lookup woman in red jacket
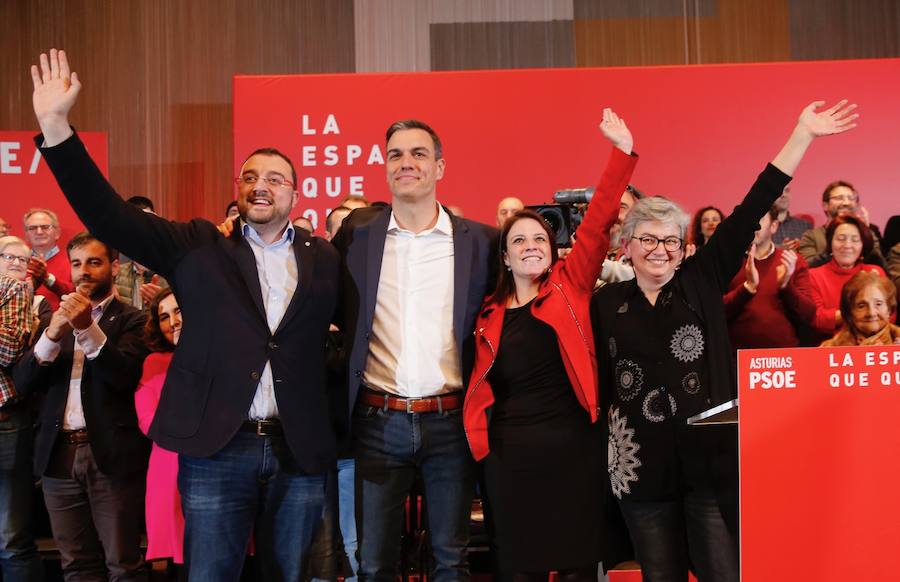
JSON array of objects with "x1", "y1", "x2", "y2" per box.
[{"x1": 463, "y1": 108, "x2": 638, "y2": 582}]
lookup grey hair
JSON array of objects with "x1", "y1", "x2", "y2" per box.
[
  {"x1": 620, "y1": 195, "x2": 691, "y2": 245},
  {"x1": 23, "y1": 208, "x2": 59, "y2": 228},
  {"x1": 0, "y1": 236, "x2": 29, "y2": 254}
]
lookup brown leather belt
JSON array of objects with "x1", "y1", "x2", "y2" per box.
[
  {"x1": 59, "y1": 429, "x2": 90, "y2": 444},
  {"x1": 241, "y1": 419, "x2": 283, "y2": 437},
  {"x1": 361, "y1": 389, "x2": 463, "y2": 413}
]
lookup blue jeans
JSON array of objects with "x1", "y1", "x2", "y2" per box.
[
  {"x1": 354, "y1": 403, "x2": 475, "y2": 582},
  {"x1": 0, "y1": 402, "x2": 43, "y2": 581},
  {"x1": 178, "y1": 431, "x2": 326, "y2": 582},
  {"x1": 311, "y1": 457, "x2": 358, "y2": 582},
  {"x1": 618, "y1": 493, "x2": 738, "y2": 582}
]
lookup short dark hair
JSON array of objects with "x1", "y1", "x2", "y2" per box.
[
  {"x1": 126, "y1": 196, "x2": 155, "y2": 212},
  {"x1": 325, "y1": 206, "x2": 352, "y2": 234},
  {"x1": 385, "y1": 120, "x2": 443, "y2": 160},
  {"x1": 625, "y1": 184, "x2": 644, "y2": 200},
  {"x1": 487, "y1": 209, "x2": 559, "y2": 306},
  {"x1": 242, "y1": 147, "x2": 297, "y2": 187},
  {"x1": 839, "y1": 270, "x2": 896, "y2": 330},
  {"x1": 66, "y1": 232, "x2": 118, "y2": 262},
  {"x1": 822, "y1": 180, "x2": 857, "y2": 203},
  {"x1": 825, "y1": 214, "x2": 873, "y2": 261},
  {"x1": 144, "y1": 288, "x2": 177, "y2": 353}
]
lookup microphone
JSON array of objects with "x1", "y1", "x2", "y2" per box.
[{"x1": 553, "y1": 187, "x2": 595, "y2": 204}]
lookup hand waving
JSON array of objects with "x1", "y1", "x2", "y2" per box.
[
  {"x1": 599, "y1": 108, "x2": 633, "y2": 155},
  {"x1": 31, "y1": 49, "x2": 80, "y2": 146},
  {"x1": 797, "y1": 100, "x2": 858, "y2": 138}
]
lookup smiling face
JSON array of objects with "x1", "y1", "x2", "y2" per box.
[
  {"x1": 385, "y1": 128, "x2": 445, "y2": 204},
  {"x1": 157, "y1": 293, "x2": 182, "y2": 346},
  {"x1": 504, "y1": 217, "x2": 552, "y2": 283},
  {"x1": 24, "y1": 211, "x2": 60, "y2": 254},
  {"x1": 850, "y1": 283, "x2": 892, "y2": 337},
  {"x1": 236, "y1": 153, "x2": 298, "y2": 230},
  {"x1": 624, "y1": 220, "x2": 684, "y2": 288},
  {"x1": 0, "y1": 242, "x2": 30, "y2": 280},
  {"x1": 823, "y1": 185, "x2": 858, "y2": 219},
  {"x1": 831, "y1": 222, "x2": 863, "y2": 268}
]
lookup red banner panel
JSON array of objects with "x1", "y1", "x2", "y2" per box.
[
  {"x1": 0, "y1": 131, "x2": 107, "y2": 244},
  {"x1": 234, "y1": 60, "x2": 900, "y2": 233},
  {"x1": 740, "y1": 345, "x2": 900, "y2": 581}
]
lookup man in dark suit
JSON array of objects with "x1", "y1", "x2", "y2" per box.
[
  {"x1": 31, "y1": 49, "x2": 342, "y2": 581},
  {"x1": 16, "y1": 232, "x2": 150, "y2": 581},
  {"x1": 332, "y1": 120, "x2": 496, "y2": 581}
]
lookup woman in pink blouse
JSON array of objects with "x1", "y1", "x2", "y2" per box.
[{"x1": 134, "y1": 289, "x2": 183, "y2": 573}]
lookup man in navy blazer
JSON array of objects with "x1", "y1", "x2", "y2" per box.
[
  {"x1": 332, "y1": 120, "x2": 496, "y2": 581},
  {"x1": 31, "y1": 49, "x2": 341, "y2": 581}
]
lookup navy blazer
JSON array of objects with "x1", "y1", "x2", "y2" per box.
[
  {"x1": 16, "y1": 299, "x2": 150, "y2": 477},
  {"x1": 331, "y1": 205, "x2": 497, "y2": 413},
  {"x1": 35, "y1": 132, "x2": 342, "y2": 474}
]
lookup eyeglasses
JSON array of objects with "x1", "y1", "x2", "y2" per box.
[
  {"x1": 25, "y1": 224, "x2": 54, "y2": 233},
  {"x1": 828, "y1": 194, "x2": 857, "y2": 202},
  {"x1": 0, "y1": 253, "x2": 29, "y2": 265},
  {"x1": 234, "y1": 175, "x2": 295, "y2": 189},
  {"x1": 631, "y1": 235, "x2": 683, "y2": 252}
]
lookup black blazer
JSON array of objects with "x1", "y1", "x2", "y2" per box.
[
  {"x1": 35, "y1": 132, "x2": 341, "y2": 474},
  {"x1": 16, "y1": 299, "x2": 150, "y2": 477},
  {"x1": 331, "y1": 205, "x2": 497, "y2": 413}
]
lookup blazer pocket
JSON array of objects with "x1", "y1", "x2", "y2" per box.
[{"x1": 156, "y1": 365, "x2": 213, "y2": 439}]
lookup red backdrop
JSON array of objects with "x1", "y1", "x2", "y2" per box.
[
  {"x1": 740, "y1": 345, "x2": 900, "y2": 581},
  {"x1": 0, "y1": 131, "x2": 107, "y2": 244},
  {"x1": 234, "y1": 59, "x2": 900, "y2": 234}
]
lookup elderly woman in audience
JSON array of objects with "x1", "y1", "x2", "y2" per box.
[
  {"x1": 0, "y1": 236, "x2": 51, "y2": 332},
  {"x1": 465, "y1": 108, "x2": 637, "y2": 582},
  {"x1": 821, "y1": 271, "x2": 899, "y2": 346},
  {"x1": 0, "y1": 235, "x2": 44, "y2": 579},
  {"x1": 591, "y1": 100, "x2": 857, "y2": 582},
  {"x1": 134, "y1": 288, "x2": 185, "y2": 579},
  {"x1": 808, "y1": 214, "x2": 887, "y2": 341},
  {"x1": 689, "y1": 206, "x2": 724, "y2": 249}
]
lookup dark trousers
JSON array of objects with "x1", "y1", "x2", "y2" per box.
[
  {"x1": 618, "y1": 493, "x2": 738, "y2": 582},
  {"x1": 0, "y1": 401, "x2": 43, "y2": 581},
  {"x1": 42, "y1": 438, "x2": 147, "y2": 582}
]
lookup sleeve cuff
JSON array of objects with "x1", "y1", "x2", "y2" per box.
[
  {"x1": 34, "y1": 330, "x2": 62, "y2": 364},
  {"x1": 75, "y1": 321, "x2": 108, "y2": 360}
]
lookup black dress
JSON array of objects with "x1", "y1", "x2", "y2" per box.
[{"x1": 482, "y1": 301, "x2": 603, "y2": 573}]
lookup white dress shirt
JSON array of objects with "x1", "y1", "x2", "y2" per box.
[
  {"x1": 34, "y1": 294, "x2": 114, "y2": 430},
  {"x1": 242, "y1": 222, "x2": 298, "y2": 419},
  {"x1": 364, "y1": 204, "x2": 461, "y2": 397}
]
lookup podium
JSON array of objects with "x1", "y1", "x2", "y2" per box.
[{"x1": 735, "y1": 345, "x2": 900, "y2": 581}]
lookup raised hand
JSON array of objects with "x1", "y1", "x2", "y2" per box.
[
  {"x1": 776, "y1": 249, "x2": 798, "y2": 289},
  {"x1": 744, "y1": 244, "x2": 760, "y2": 294},
  {"x1": 60, "y1": 288, "x2": 93, "y2": 331},
  {"x1": 31, "y1": 48, "x2": 80, "y2": 146},
  {"x1": 599, "y1": 108, "x2": 633, "y2": 155},
  {"x1": 26, "y1": 256, "x2": 48, "y2": 286},
  {"x1": 797, "y1": 100, "x2": 858, "y2": 138}
]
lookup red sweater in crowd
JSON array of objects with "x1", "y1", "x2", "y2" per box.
[
  {"x1": 723, "y1": 247, "x2": 817, "y2": 349},
  {"x1": 808, "y1": 259, "x2": 887, "y2": 337},
  {"x1": 33, "y1": 248, "x2": 74, "y2": 311}
]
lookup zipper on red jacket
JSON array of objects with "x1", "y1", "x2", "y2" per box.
[
  {"x1": 464, "y1": 329, "x2": 496, "y2": 451},
  {"x1": 549, "y1": 280, "x2": 588, "y2": 347}
]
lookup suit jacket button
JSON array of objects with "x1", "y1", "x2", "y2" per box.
[
  {"x1": 250, "y1": 371, "x2": 260, "y2": 380},
  {"x1": 355, "y1": 370, "x2": 362, "y2": 378},
  {"x1": 268, "y1": 341, "x2": 278, "y2": 350}
]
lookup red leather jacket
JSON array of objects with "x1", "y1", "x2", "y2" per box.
[{"x1": 463, "y1": 148, "x2": 638, "y2": 460}]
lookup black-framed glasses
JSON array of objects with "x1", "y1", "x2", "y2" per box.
[
  {"x1": 0, "y1": 253, "x2": 28, "y2": 265},
  {"x1": 631, "y1": 235, "x2": 683, "y2": 252},
  {"x1": 234, "y1": 175, "x2": 295, "y2": 189}
]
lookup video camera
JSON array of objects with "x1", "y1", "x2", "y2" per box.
[{"x1": 526, "y1": 187, "x2": 595, "y2": 248}]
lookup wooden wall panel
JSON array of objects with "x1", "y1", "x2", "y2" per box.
[
  {"x1": 431, "y1": 21, "x2": 575, "y2": 71},
  {"x1": 790, "y1": 0, "x2": 900, "y2": 60},
  {"x1": 575, "y1": 17, "x2": 690, "y2": 67},
  {"x1": 691, "y1": 0, "x2": 790, "y2": 63},
  {"x1": 0, "y1": 0, "x2": 354, "y2": 224}
]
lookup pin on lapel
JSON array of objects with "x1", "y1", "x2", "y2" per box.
[{"x1": 305, "y1": 241, "x2": 311, "y2": 247}]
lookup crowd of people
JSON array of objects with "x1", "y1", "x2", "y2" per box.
[{"x1": 0, "y1": 48, "x2": 896, "y2": 582}]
